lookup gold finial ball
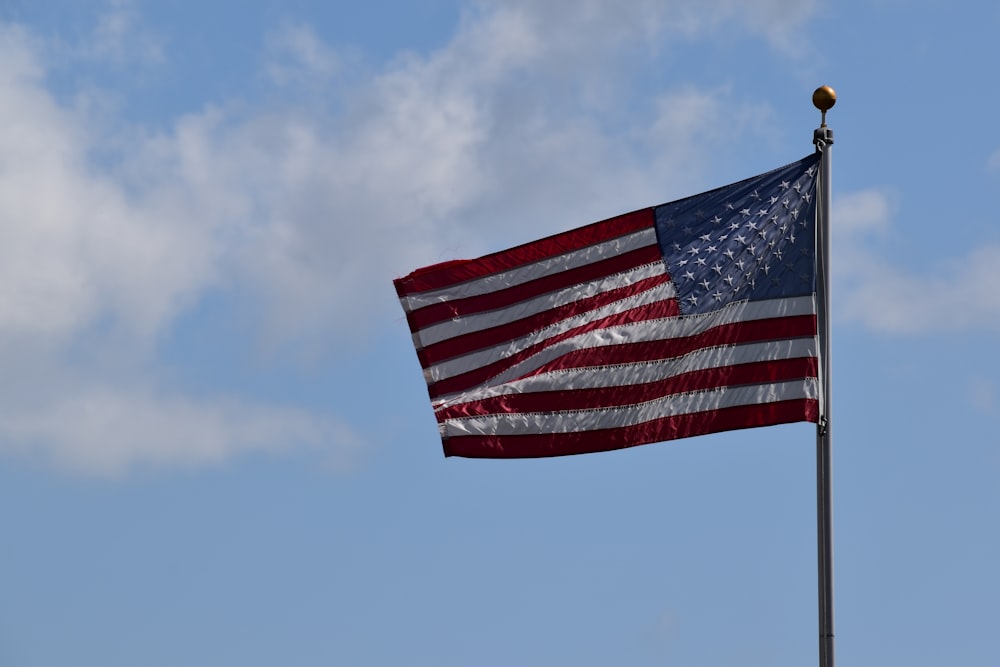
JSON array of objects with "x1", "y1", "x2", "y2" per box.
[{"x1": 812, "y1": 85, "x2": 837, "y2": 112}]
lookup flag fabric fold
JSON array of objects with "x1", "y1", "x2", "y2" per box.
[{"x1": 394, "y1": 154, "x2": 821, "y2": 458}]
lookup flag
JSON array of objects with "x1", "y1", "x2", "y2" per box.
[{"x1": 394, "y1": 154, "x2": 821, "y2": 458}]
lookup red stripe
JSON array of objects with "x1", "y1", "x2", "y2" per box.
[
  {"x1": 442, "y1": 399, "x2": 819, "y2": 458},
  {"x1": 418, "y1": 272, "x2": 674, "y2": 366},
  {"x1": 394, "y1": 208, "x2": 655, "y2": 294},
  {"x1": 406, "y1": 244, "x2": 664, "y2": 329},
  {"x1": 436, "y1": 357, "x2": 817, "y2": 420},
  {"x1": 522, "y1": 315, "x2": 816, "y2": 377},
  {"x1": 427, "y1": 298, "x2": 681, "y2": 398}
]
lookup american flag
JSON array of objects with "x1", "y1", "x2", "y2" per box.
[{"x1": 394, "y1": 154, "x2": 821, "y2": 458}]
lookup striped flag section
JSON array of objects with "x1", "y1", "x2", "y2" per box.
[{"x1": 395, "y1": 154, "x2": 822, "y2": 458}]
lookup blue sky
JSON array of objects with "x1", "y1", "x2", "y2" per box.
[{"x1": 1, "y1": 1, "x2": 998, "y2": 665}]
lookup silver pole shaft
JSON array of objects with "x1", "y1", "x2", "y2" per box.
[{"x1": 813, "y1": 123, "x2": 835, "y2": 667}]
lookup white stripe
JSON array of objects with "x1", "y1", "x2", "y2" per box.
[
  {"x1": 424, "y1": 281, "x2": 678, "y2": 383},
  {"x1": 434, "y1": 338, "x2": 817, "y2": 411},
  {"x1": 400, "y1": 228, "x2": 658, "y2": 311},
  {"x1": 415, "y1": 261, "x2": 668, "y2": 347},
  {"x1": 440, "y1": 379, "x2": 818, "y2": 437},
  {"x1": 428, "y1": 294, "x2": 816, "y2": 387}
]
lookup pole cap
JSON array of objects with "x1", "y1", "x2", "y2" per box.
[{"x1": 812, "y1": 86, "x2": 837, "y2": 112}]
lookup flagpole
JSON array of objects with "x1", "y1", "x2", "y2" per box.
[{"x1": 812, "y1": 85, "x2": 836, "y2": 667}]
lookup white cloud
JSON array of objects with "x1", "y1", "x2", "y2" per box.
[
  {"x1": 0, "y1": 1, "x2": 826, "y2": 475},
  {"x1": 0, "y1": 25, "x2": 202, "y2": 343},
  {"x1": 264, "y1": 22, "x2": 339, "y2": 86},
  {"x1": 969, "y1": 377, "x2": 998, "y2": 415},
  {"x1": 0, "y1": 24, "x2": 356, "y2": 473},
  {"x1": 86, "y1": 0, "x2": 164, "y2": 65},
  {"x1": 106, "y1": 1, "x2": 811, "y2": 349},
  {"x1": 0, "y1": 385, "x2": 359, "y2": 476},
  {"x1": 832, "y1": 188, "x2": 893, "y2": 237},
  {"x1": 476, "y1": 0, "x2": 822, "y2": 55},
  {"x1": 833, "y1": 189, "x2": 1000, "y2": 333}
]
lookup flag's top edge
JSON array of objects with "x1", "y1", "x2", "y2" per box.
[
  {"x1": 394, "y1": 207, "x2": 654, "y2": 295},
  {"x1": 394, "y1": 153, "x2": 818, "y2": 297}
]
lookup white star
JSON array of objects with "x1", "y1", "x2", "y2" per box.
[
  {"x1": 780, "y1": 180, "x2": 791, "y2": 189},
  {"x1": 740, "y1": 208, "x2": 752, "y2": 217},
  {"x1": 717, "y1": 234, "x2": 729, "y2": 242},
  {"x1": 694, "y1": 257, "x2": 707, "y2": 266},
  {"x1": 683, "y1": 270, "x2": 695, "y2": 281},
  {"x1": 700, "y1": 233, "x2": 712, "y2": 242},
  {"x1": 782, "y1": 199, "x2": 790, "y2": 209},
  {"x1": 712, "y1": 263, "x2": 723, "y2": 275},
  {"x1": 807, "y1": 165, "x2": 816, "y2": 176},
  {"x1": 794, "y1": 183, "x2": 802, "y2": 193},
  {"x1": 736, "y1": 259, "x2": 746, "y2": 270},
  {"x1": 711, "y1": 215, "x2": 723, "y2": 225},
  {"x1": 735, "y1": 234, "x2": 747, "y2": 244},
  {"x1": 725, "y1": 202, "x2": 735, "y2": 210},
  {"x1": 757, "y1": 228, "x2": 767, "y2": 239},
  {"x1": 802, "y1": 193, "x2": 812, "y2": 203},
  {"x1": 758, "y1": 208, "x2": 769, "y2": 217},
  {"x1": 750, "y1": 189, "x2": 761, "y2": 200},
  {"x1": 713, "y1": 291, "x2": 724, "y2": 301},
  {"x1": 729, "y1": 222, "x2": 741, "y2": 231},
  {"x1": 723, "y1": 249, "x2": 736, "y2": 260},
  {"x1": 699, "y1": 279, "x2": 711, "y2": 290},
  {"x1": 706, "y1": 244, "x2": 717, "y2": 253},
  {"x1": 724, "y1": 275, "x2": 735, "y2": 286},
  {"x1": 672, "y1": 242, "x2": 682, "y2": 251},
  {"x1": 687, "y1": 246, "x2": 700, "y2": 256},
  {"x1": 687, "y1": 294, "x2": 699, "y2": 305},
  {"x1": 746, "y1": 221, "x2": 758, "y2": 231},
  {"x1": 770, "y1": 196, "x2": 779, "y2": 204}
]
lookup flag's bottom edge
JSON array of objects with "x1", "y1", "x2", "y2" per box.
[{"x1": 442, "y1": 398, "x2": 818, "y2": 459}]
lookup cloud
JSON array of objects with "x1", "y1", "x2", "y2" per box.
[
  {"x1": 833, "y1": 189, "x2": 1000, "y2": 333},
  {"x1": 0, "y1": 26, "x2": 213, "y2": 344},
  {"x1": 476, "y1": 0, "x2": 822, "y2": 55},
  {"x1": 85, "y1": 0, "x2": 165, "y2": 66},
  {"x1": 100, "y1": 1, "x2": 817, "y2": 349},
  {"x1": 968, "y1": 377, "x2": 998, "y2": 415},
  {"x1": 0, "y1": 23, "x2": 358, "y2": 473},
  {"x1": 122, "y1": 4, "x2": 773, "y2": 347},
  {"x1": 264, "y1": 22, "x2": 339, "y2": 87},
  {"x1": 0, "y1": 2, "x2": 825, "y2": 475},
  {"x1": 0, "y1": 384, "x2": 360, "y2": 476}
]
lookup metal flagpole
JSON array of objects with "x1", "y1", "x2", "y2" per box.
[{"x1": 812, "y1": 85, "x2": 836, "y2": 667}]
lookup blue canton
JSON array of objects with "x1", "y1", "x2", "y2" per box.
[{"x1": 653, "y1": 154, "x2": 820, "y2": 315}]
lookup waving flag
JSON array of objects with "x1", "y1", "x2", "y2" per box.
[{"x1": 394, "y1": 154, "x2": 821, "y2": 458}]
